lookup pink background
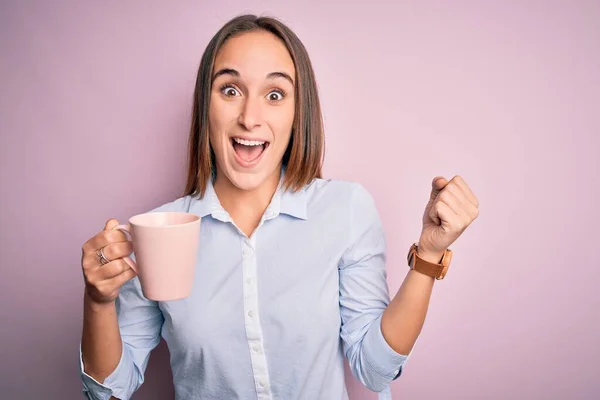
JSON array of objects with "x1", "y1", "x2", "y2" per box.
[{"x1": 1, "y1": 1, "x2": 598, "y2": 399}]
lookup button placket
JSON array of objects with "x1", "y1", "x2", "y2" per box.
[
  {"x1": 242, "y1": 242, "x2": 253, "y2": 258},
  {"x1": 240, "y1": 236, "x2": 273, "y2": 399}
]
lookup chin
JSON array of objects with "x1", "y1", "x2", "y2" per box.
[{"x1": 223, "y1": 166, "x2": 273, "y2": 192}]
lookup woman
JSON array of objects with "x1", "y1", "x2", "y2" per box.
[{"x1": 79, "y1": 14, "x2": 478, "y2": 400}]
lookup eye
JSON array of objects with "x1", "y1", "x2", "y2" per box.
[
  {"x1": 266, "y1": 89, "x2": 285, "y2": 102},
  {"x1": 220, "y1": 85, "x2": 240, "y2": 97}
]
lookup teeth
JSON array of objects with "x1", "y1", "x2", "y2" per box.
[{"x1": 233, "y1": 138, "x2": 265, "y2": 146}]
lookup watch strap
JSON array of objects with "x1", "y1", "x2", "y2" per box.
[{"x1": 407, "y1": 243, "x2": 453, "y2": 280}]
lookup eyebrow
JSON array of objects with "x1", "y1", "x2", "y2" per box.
[
  {"x1": 212, "y1": 68, "x2": 239, "y2": 82},
  {"x1": 266, "y1": 71, "x2": 294, "y2": 86},
  {"x1": 212, "y1": 68, "x2": 294, "y2": 85}
]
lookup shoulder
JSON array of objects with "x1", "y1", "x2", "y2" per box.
[
  {"x1": 304, "y1": 179, "x2": 384, "y2": 256},
  {"x1": 301, "y1": 178, "x2": 381, "y2": 227},
  {"x1": 304, "y1": 178, "x2": 377, "y2": 209},
  {"x1": 148, "y1": 195, "x2": 197, "y2": 214}
]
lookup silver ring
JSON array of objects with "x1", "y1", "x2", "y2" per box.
[{"x1": 97, "y1": 247, "x2": 111, "y2": 265}]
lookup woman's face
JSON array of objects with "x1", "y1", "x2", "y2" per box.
[{"x1": 209, "y1": 30, "x2": 296, "y2": 192}]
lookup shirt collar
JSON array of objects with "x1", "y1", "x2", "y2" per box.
[
  {"x1": 189, "y1": 171, "x2": 308, "y2": 221},
  {"x1": 279, "y1": 183, "x2": 308, "y2": 220},
  {"x1": 188, "y1": 178, "x2": 218, "y2": 219}
]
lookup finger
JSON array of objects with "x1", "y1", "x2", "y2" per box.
[
  {"x1": 428, "y1": 191, "x2": 458, "y2": 225},
  {"x1": 451, "y1": 176, "x2": 479, "y2": 208},
  {"x1": 437, "y1": 188, "x2": 462, "y2": 216},
  {"x1": 104, "y1": 218, "x2": 120, "y2": 231},
  {"x1": 82, "y1": 219, "x2": 122, "y2": 254},
  {"x1": 435, "y1": 192, "x2": 476, "y2": 233},
  {"x1": 428, "y1": 204, "x2": 441, "y2": 225},
  {"x1": 446, "y1": 180, "x2": 479, "y2": 221},
  {"x1": 101, "y1": 241, "x2": 134, "y2": 263},
  {"x1": 82, "y1": 229, "x2": 128, "y2": 255},
  {"x1": 82, "y1": 240, "x2": 134, "y2": 270},
  {"x1": 94, "y1": 259, "x2": 132, "y2": 281},
  {"x1": 429, "y1": 176, "x2": 449, "y2": 201},
  {"x1": 88, "y1": 267, "x2": 137, "y2": 298},
  {"x1": 430, "y1": 200, "x2": 456, "y2": 230},
  {"x1": 443, "y1": 181, "x2": 474, "y2": 214},
  {"x1": 104, "y1": 267, "x2": 137, "y2": 289}
]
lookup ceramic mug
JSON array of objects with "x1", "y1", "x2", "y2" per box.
[{"x1": 115, "y1": 211, "x2": 201, "y2": 301}]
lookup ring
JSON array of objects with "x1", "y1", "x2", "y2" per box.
[{"x1": 97, "y1": 247, "x2": 111, "y2": 265}]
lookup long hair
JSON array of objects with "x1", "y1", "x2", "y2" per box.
[{"x1": 184, "y1": 14, "x2": 325, "y2": 198}]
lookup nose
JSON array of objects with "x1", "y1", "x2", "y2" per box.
[{"x1": 238, "y1": 96, "x2": 262, "y2": 131}]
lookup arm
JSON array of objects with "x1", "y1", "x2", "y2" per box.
[
  {"x1": 380, "y1": 250, "x2": 443, "y2": 356},
  {"x1": 338, "y1": 184, "x2": 409, "y2": 393},
  {"x1": 80, "y1": 275, "x2": 164, "y2": 400},
  {"x1": 81, "y1": 294, "x2": 130, "y2": 400},
  {"x1": 81, "y1": 292, "x2": 123, "y2": 383},
  {"x1": 382, "y1": 175, "x2": 479, "y2": 355}
]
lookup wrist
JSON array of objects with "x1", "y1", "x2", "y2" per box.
[
  {"x1": 84, "y1": 291, "x2": 116, "y2": 313},
  {"x1": 408, "y1": 242, "x2": 454, "y2": 280}
]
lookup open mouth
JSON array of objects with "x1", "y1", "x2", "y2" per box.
[{"x1": 231, "y1": 137, "x2": 270, "y2": 166}]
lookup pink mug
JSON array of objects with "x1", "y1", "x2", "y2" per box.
[{"x1": 115, "y1": 211, "x2": 201, "y2": 301}]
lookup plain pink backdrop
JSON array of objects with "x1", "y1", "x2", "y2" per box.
[{"x1": 1, "y1": 1, "x2": 598, "y2": 399}]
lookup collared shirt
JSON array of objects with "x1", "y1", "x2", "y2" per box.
[{"x1": 79, "y1": 176, "x2": 410, "y2": 400}]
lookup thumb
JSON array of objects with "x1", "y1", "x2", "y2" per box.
[
  {"x1": 429, "y1": 176, "x2": 449, "y2": 201},
  {"x1": 104, "y1": 218, "x2": 120, "y2": 231}
]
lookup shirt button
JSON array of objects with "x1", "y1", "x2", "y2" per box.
[
  {"x1": 242, "y1": 244, "x2": 253, "y2": 258},
  {"x1": 246, "y1": 278, "x2": 252, "y2": 285},
  {"x1": 247, "y1": 310, "x2": 254, "y2": 318},
  {"x1": 259, "y1": 380, "x2": 266, "y2": 388},
  {"x1": 252, "y1": 345, "x2": 260, "y2": 352}
]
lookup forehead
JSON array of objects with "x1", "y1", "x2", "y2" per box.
[{"x1": 214, "y1": 30, "x2": 295, "y2": 79}]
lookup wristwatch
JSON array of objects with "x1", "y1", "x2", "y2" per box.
[{"x1": 407, "y1": 243, "x2": 453, "y2": 280}]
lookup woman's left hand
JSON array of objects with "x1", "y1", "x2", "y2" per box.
[{"x1": 417, "y1": 175, "x2": 479, "y2": 261}]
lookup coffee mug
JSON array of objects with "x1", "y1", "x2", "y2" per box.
[{"x1": 115, "y1": 211, "x2": 201, "y2": 301}]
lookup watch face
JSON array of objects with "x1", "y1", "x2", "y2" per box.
[
  {"x1": 407, "y1": 244, "x2": 418, "y2": 267},
  {"x1": 437, "y1": 265, "x2": 449, "y2": 280},
  {"x1": 442, "y1": 249, "x2": 453, "y2": 267}
]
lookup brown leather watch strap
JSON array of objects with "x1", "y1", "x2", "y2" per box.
[
  {"x1": 413, "y1": 257, "x2": 445, "y2": 277},
  {"x1": 407, "y1": 243, "x2": 453, "y2": 280}
]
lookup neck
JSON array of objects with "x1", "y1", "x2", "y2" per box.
[{"x1": 213, "y1": 167, "x2": 281, "y2": 236}]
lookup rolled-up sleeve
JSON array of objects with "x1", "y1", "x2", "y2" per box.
[
  {"x1": 338, "y1": 183, "x2": 412, "y2": 393},
  {"x1": 79, "y1": 274, "x2": 164, "y2": 400}
]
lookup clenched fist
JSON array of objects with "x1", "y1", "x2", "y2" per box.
[{"x1": 418, "y1": 175, "x2": 479, "y2": 260}]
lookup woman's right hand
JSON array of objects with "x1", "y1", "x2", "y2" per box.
[{"x1": 81, "y1": 218, "x2": 137, "y2": 304}]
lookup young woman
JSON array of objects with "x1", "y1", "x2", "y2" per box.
[{"x1": 79, "y1": 14, "x2": 478, "y2": 400}]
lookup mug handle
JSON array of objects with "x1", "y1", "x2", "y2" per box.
[{"x1": 114, "y1": 224, "x2": 138, "y2": 274}]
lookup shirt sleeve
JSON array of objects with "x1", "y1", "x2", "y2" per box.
[
  {"x1": 338, "y1": 183, "x2": 414, "y2": 393},
  {"x1": 79, "y1": 267, "x2": 164, "y2": 400}
]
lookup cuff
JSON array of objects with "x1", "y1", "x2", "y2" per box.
[
  {"x1": 362, "y1": 315, "x2": 410, "y2": 380},
  {"x1": 79, "y1": 343, "x2": 127, "y2": 400}
]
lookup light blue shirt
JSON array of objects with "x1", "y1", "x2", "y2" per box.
[{"x1": 79, "y1": 176, "x2": 410, "y2": 400}]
